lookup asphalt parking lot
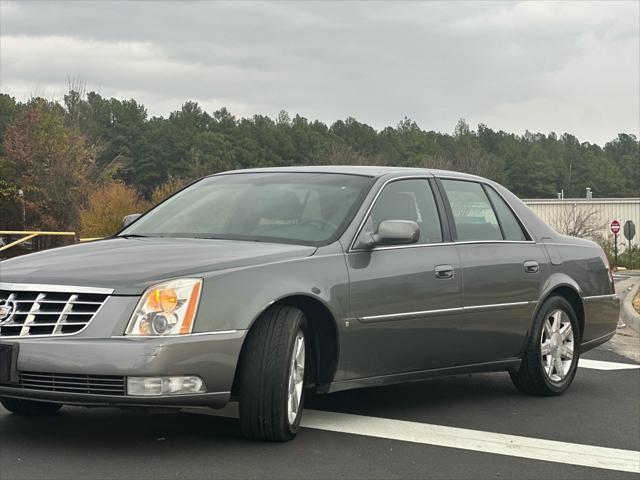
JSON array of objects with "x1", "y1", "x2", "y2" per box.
[
  {"x1": 0, "y1": 347, "x2": 638, "y2": 479},
  {"x1": 1, "y1": 277, "x2": 638, "y2": 479}
]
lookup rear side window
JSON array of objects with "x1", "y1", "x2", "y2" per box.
[
  {"x1": 362, "y1": 179, "x2": 443, "y2": 244},
  {"x1": 484, "y1": 187, "x2": 528, "y2": 241},
  {"x1": 441, "y1": 180, "x2": 502, "y2": 241}
]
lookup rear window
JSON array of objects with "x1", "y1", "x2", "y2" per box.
[{"x1": 484, "y1": 186, "x2": 528, "y2": 241}]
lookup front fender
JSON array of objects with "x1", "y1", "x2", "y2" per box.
[{"x1": 194, "y1": 251, "x2": 349, "y2": 333}]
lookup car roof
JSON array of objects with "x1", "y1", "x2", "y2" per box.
[{"x1": 214, "y1": 165, "x2": 484, "y2": 181}]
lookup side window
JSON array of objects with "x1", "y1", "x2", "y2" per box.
[
  {"x1": 362, "y1": 179, "x2": 443, "y2": 244},
  {"x1": 484, "y1": 187, "x2": 528, "y2": 241},
  {"x1": 441, "y1": 180, "x2": 502, "y2": 241}
]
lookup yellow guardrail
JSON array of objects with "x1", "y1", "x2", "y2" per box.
[{"x1": 0, "y1": 231, "x2": 103, "y2": 253}]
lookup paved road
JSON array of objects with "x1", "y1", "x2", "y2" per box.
[{"x1": 0, "y1": 346, "x2": 638, "y2": 479}]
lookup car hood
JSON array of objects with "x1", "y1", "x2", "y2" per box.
[{"x1": 0, "y1": 237, "x2": 317, "y2": 295}]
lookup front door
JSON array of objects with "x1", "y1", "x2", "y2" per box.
[{"x1": 344, "y1": 178, "x2": 463, "y2": 380}]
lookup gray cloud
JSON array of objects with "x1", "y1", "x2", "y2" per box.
[{"x1": 1, "y1": 0, "x2": 638, "y2": 144}]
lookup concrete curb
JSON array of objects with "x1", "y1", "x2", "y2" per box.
[{"x1": 620, "y1": 279, "x2": 640, "y2": 335}]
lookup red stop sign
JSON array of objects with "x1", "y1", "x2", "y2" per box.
[{"x1": 610, "y1": 220, "x2": 621, "y2": 235}]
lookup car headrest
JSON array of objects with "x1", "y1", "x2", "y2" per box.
[{"x1": 373, "y1": 192, "x2": 418, "y2": 223}]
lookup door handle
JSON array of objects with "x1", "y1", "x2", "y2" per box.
[
  {"x1": 524, "y1": 260, "x2": 539, "y2": 274},
  {"x1": 434, "y1": 265, "x2": 455, "y2": 279}
]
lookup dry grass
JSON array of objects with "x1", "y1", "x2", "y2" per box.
[{"x1": 633, "y1": 289, "x2": 640, "y2": 315}]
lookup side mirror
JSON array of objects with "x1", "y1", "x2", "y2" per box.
[
  {"x1": 358, "y1": 220, "x2": 420, "y2": 249},
  {"x1": 122, "y1": 213, "x2": 141, "y2": 228}
]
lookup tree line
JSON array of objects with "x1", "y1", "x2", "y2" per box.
[{"x1": 0, "y1": 90, "x2": 638, "y2": 236}]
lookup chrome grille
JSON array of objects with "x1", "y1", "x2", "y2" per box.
[
  {"x1": 0, "y1": 289, "x2": 108, "y2": 337},
  {"x1": 17, "y1": 371, "x2": 126, "y2": 396}
]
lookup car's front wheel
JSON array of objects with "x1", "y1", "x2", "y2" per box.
[
  {"x1": 238, "y1": 305, "x2": 308, "y2": 441},
  {"x1": 1, "y1": 397, "x2": 62, "y2": 416},
  {"x1": 510, "y1": 295, "x2": 580, "y2": 396}
]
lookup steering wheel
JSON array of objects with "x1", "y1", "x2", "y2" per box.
[{"x1": 300, "y1": 219, "x2": 338, "y2": 231}]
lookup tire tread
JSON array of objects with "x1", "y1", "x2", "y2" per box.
[
  {"x1": 510, "y1": 295, "x2": 579, "y2": 396},
  {"x1": 238, "y1": 305, "x2": 305, "y2": 441}
]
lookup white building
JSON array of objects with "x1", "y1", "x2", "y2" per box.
[{"x1": 523, "y1": 197, "x2": 640, "y2": 251}]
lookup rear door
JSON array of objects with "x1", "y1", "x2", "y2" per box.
[
  {"x1": 344, "y1": 177, "x2": 463, "y2": 380},
  {"x1": 437, "y1": 178, "x2": 548, "y2": 365}
]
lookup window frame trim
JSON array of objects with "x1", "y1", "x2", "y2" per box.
[
  {"x1": 481, "y1": 184, "x2": 507, "y2": 239},
  {"x1": 348, "y1": 176, "x2": 448, "y2": 252},
  {"x1": 435, "y1": 176, "x2": 535, "y2": 244}
]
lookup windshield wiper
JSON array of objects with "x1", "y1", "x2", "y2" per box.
[
  {"x1": 119, "y1": 234, "x2": 151, "y2": 238},
  {"x1": 195, "y1": 236, "x2": 235, "y2": 241},
  {"x1": 199, "y1": 235, "x2": 264, "y2": 242}
]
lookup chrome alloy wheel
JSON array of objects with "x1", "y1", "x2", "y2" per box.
[
  {"x1": 541, "y1": 309, "x2": 574, "y2": 382},
  {"x1": 287, "y1": 331, "x2": 305, "y2": 425}
]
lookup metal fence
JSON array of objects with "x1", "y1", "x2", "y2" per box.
[{"x1": 523, "y1": 198, "x2": 640, "y2": 251}]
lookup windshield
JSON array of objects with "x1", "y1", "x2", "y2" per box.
[{"x1": 119, "y1": 172, "x2": 373, "y2": 245}]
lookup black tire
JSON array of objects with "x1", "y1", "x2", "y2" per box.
[
  {"x1": 1, "y1": 397, "x2": 62, "y2": 416},
  {"x1": 510, "y1": 295, "x2": 580, "y2": 396},
  {"x1": 238, "y1": 305, "x2": 308, "y2": 442}
]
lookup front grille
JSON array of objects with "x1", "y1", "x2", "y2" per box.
[
  {"x1": 17, "y1": 371, "x2": 126, "y2": 396},
  {"x1": 0, "y1": 289, "x2": 108, "y2": 337}
]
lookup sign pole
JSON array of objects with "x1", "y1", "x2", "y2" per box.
[
  {"x1": 623, "y1": 220, "x2": 636, "y2": 269},
  {"x1": 610, "y1": 220, "x2": 621, "y2": 270}
]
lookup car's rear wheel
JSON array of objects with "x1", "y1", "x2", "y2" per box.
[
  {"x1": 1, "y1": 397, "x2": 62, "y2": 416},
  {"x1": 510, "y1": 295, "x2": 580, "y2": 396},
  {"x1": 238, "y1": 305, "x2": 308, "y2": 442}
]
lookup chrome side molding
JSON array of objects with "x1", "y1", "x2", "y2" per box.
[{"x1": 359, "y1": 300, "x2": 536, "y2": 323}]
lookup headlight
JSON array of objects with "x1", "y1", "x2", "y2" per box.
[{"x1": 125, "y1": 278, "x2": 202, "y2": 336}]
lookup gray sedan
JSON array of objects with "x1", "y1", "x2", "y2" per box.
[{"x1": 0, "y1": 167, "x2": 620, "y2": 441}]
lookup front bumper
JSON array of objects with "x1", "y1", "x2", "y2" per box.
[{"x1": 0, "y1": 330, "x2": 247, "y2": 408}]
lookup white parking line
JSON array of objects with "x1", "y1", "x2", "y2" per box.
[
  {"x1": 186, "y1": 403, "x2": 640, "y2": 474},
  {"x1": 579, "y1": 359, "x2": 640, "y2": 370},
  {"x1": 302, "y1": 410, "x2": 640, "y2": 474}
]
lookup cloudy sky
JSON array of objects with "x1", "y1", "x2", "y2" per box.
[{"x1": 1, "y1": 0, "x2": 638, "y2": 145}]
